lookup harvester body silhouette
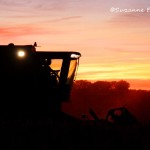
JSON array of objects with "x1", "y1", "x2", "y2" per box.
[
  {"x1": 0, "y1": 43, "x2": 81, "y2": 118},
  {"x1": 0, "y1": 43, "x2": 82, "y2": 148}
]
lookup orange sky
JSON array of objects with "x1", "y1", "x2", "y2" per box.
[{"x1": 1, "y1": 0, "x2": 150, "y2": 90}]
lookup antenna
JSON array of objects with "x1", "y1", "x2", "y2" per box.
[
  {"x1": 33, "y1": 42, "x2": 41, "y2": 47},
  {"x1": 33, "y1": 42, "x2": 37, "y2": 47}
]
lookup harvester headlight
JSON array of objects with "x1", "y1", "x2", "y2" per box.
[
  {"x1": 17, "y1": 50, "x2": 26, "y2": 58},
  {"x1": 71, "y1": 53, "x2": 80, "y2": 59}
]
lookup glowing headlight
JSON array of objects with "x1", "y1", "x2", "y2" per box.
[
  {"x1": 17, "y1": 50, "x2": 25, "y2": 58},
  {"x1": 71, "y1": 54, "x2": 80, "y2": 59}
]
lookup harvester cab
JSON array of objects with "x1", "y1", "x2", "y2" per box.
[{"x1": 0, "y1": 43, "x2": 81, "y2": 117}]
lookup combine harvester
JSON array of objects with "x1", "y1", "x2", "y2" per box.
[
  {"x1": 0, "y1": 43, "x2": 145, "y2": 149},
  {"x1": 0, "y1": 43, "x2": 82, "y2": 148},
  {"x1": 0, "y1": 43, "x2": 81, "y2": 117}
]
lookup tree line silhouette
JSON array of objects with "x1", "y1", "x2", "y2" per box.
[{"x1": 62, "y1": 80, "x2": 150, "y2": 125}]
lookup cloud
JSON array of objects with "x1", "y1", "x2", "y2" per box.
[
  {"x1": 45, "y1": 16, "x2": 82, "y2": 23},
  {"x1": 0, "y1": 0, "x2": 31, "y2": 6},
  {"x1": 0, "y1": 0, "x2": 34, "y2": 10},
  {"x1": 0, "y1": 0, "x2": 69, "y2": 12},
  {"x1": 1, "y1": 13, "x2": 82, "y2": 22},
  {"x1": 0, "y1": 25, "x2": 49, "y2": 37},
  {"x1": 107, "y1": 11, "x2": 150, "y2": 28}
]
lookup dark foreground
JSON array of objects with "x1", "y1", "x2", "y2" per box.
[{"x1": 0, "y1": 112, "x2": 149, "y2": 150}]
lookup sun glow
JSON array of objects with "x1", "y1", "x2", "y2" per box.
[{"x1": 76, "y1": 63, "x2": 150, "y2": 81}]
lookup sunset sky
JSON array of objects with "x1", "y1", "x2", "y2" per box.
[{"x1": 1, "y1": 0, "x2": 150, "y2": 90}]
